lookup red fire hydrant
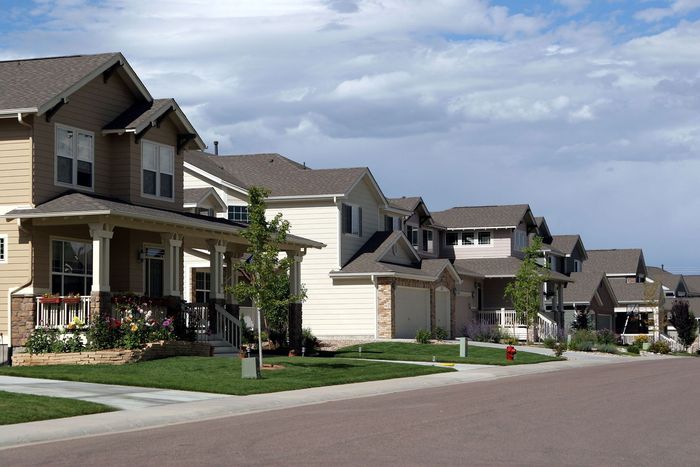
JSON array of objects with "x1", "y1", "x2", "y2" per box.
[{"x1": 506, "y1": 345, "x2": 517, "y2": 361}]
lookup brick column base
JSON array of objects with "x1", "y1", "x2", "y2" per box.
[
  {"x1": 377, "y1": 280, "x2": 395, "y2": 339},
  {"x1": 288, "y1": 303, "x2": 303, "y2": 353},
  {"x1": 90, "y1": 291, "x2": 112, "y2": 320},
  {"x1": 10, "y1": 295, "x2": 37, "y2": 347}
]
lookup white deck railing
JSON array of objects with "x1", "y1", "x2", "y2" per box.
[
  {"x1": 478, "y1": 308, "x2": 558, "y2": 341},
  {"x1": 214, "y1": 304, "x2": 241, "y2": 350},
  {"x1": 36, "y1": 296, "x2": 91, "y2": 328}
]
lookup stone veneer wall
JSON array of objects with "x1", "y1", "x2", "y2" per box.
[
  {"x1": 376, "y1": 270, "x2": 457, "y2": 339},
  {"x1": 10, "y1": 295, "x2": 37, "y2": 347},
  {"x1": 11, "y1": 341, "x2": 212, "y2": 367}
]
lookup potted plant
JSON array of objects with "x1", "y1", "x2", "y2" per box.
[
  {"x1": 62, "y1": 293, "x2": 82, "y2": 305},
  {"x1": 39, "y1": 293, "x2": 61, "y2": 304}
]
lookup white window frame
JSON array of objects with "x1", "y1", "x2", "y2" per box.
[
  {"x1": 461, "y1": 232, "x2": 475, "y2": 246},
  {"x1": 478, "y1": 231, "x2": 492, "y2": 245},
  {"x1": 573, "y1": 259, "x2": 582, "y2": 273},
  {"x1": 141, "y1": 140, "x2": 175, "y2": 202},
  {"x1": 342, "y1": 203, "x2": 362, "y2": 237},
  {"x1": 50, "y1": 236, "x2": 93, "y2": 296},
  {"x1": 228, "y1": 205, "x2": 249, "y2": 222},
  {"x1": 406, "y1": 225, "x2": 419, "y2": 247},
  {"x1": 54, "y1": 123, "x2": 95, "y2": 191},
  {"x1": 0, "y1": 234, "x2": 7, "y2": 264}
]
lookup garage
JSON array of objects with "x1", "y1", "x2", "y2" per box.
[
  {"x1": 435, "y1": 288, "x2": 451, "y2": 337},
  {"x1": 454, "y1": 294, "x2": 472, "y2": 336},
  {"x1": 395, "y1": 286, "x2": 430, "y2": 338}
]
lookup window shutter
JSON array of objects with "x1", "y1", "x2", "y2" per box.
[{"x1": 358, "y1": 207, "x2": 363, "y2": 236}]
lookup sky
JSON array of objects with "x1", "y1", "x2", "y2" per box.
[{"x1": 1, "y1": 0, "x2": 700, "y2": 272}]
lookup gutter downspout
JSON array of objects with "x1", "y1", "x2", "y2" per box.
[{"x1": 372, "y1": 274, "x2": 378, "y2": 339}]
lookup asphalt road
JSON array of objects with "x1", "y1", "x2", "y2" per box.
[{"x1": 4, "y1": 358, "x2": 699, "y2": 466}]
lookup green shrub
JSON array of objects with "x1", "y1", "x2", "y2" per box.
[
  {"x1": 24, "y1": 328, "x2": 56, "y2": 354},
  {"x1": 627, "y1": 344, "x2": 640, "y2": 354},
  {"x1": 648, "y1": 340, "x2": 670, "y2": 354},
  {"x1": 596, "y1": 329, "x2": 616, "y2": 346},
  {"x1": 553, "y1": 342, "x2": 566, "y2": 357},
  {"x1": 501, "y1": 335, "x2": 518, "y2": 346},
  {"x1": 596, "y1": 343, "x2": 618, "y2": 354},
  {"x1": 415, "y1": 329, "x2": 432, "y2": 344},
  {"x1": 569, "y1": 329, "x2": 596, "y2": 351},
  {"x1": 542, "y1": 336, "x2": 557, "y2": 349},
  {"x1": 432, "y1": 327, "x2": 448, "y2": 341},
  {"x1": 301, "y1": 328, "x2": 319, "y2": 352},
  {"x1": 86, "y1": 317, "x2": 120, "y2": 350}
]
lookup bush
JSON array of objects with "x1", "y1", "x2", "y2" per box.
[
  {"x1": 596, "y1": 329, "x2": 617, "y2": 346},
  {"x1": 25, "y1": 327, "x2": 85, "y2": 354},
  {"x1": 415, "y1": 329, "x2": 432, "y2": 344},
  {"x1": 553, "y1": 342, "x2": 566, "y2": 357},
  {"x1": 463, "y1": 321, "x2": 503, "y2": 343},
  {"x1": 86, "y1": 316, "x2": 121, "y2": 350},
  {"x1": 648, "y1": 340, "x2": 670, "y2": 354},
  {"x1": 432, "y1": 327, "x2": 448, "y2": 341},
  {"x1": 633, "y1": 335, "x2": 649, "y2": 346},
  {"x1": 626, "y1": 344, "x2": 640, "y2": 354},
  {"x1": 301, "y1": 328, "x2": 319, "y2": 353},
  {"x1": 542, "y1": 336, "x2": 557, "y2": 349},
  {"x1": 568, "y1": 329, "x2": 596, "y2": 352},
  {"x1": 596, "y1": 343, "x2": 618, "y2": 354},
  {"x1": 501, "y1": 334, "x2": 518, "y2": 346}
]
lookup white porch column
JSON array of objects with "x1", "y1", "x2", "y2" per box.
[
  {"x1": 207, "y1": 240, "x2": 226, "y2": 300},
  {"x1": 224, "y1": 252, "x2": 239, "y2": 305},
  {"x1": 161, "y1": 233, "x2": 183, "y2": 297},
  {"x1": 557, "y1": 283, "x2": 565, "y2": 328},
  {"x1": 89, "y1": 223, "x2": 114, "y2": 293}
]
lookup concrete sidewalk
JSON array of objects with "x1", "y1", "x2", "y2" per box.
[{"x1": 0, "y1": 353, "x2": 664, "y2": 450}]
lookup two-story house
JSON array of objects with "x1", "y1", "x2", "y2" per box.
[
  {"x1": 183, "y1": 152, "x2": 470, "y2": 339},
  {"x1": 0, "y1": 53, "x2": 318, "y2": 355},
  {"x1": 432, "y1": 205, "x2": 571, "y2": 339}
]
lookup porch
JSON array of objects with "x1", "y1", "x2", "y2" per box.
[{"x1": 478, "y1": 308, "x2": 558, "y2": 341}]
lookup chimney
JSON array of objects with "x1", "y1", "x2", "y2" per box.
[
  {"x1": 661, "y1": 264, "x2": 664, "y2": 271},
  {"x1": 214, "y1": 141, "x2": 219, "y2": 156}
]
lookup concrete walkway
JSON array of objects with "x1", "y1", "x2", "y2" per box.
[{"x1": 0, "y1": 352, "x2": 669, "y2": 450}]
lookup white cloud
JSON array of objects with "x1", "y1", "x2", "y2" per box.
[{"x1": 635, "y1": 0, "x2": 700, "y2": 22}]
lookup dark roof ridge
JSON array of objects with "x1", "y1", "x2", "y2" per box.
[{"x1": 0, "y1": 52, "x2": 117, "y2": 64}]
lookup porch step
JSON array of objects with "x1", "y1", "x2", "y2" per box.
[{"x1": 207, "y1": 340, "x2": 238, "y2": 356}]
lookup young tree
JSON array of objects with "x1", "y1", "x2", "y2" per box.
[
  {"x1": 227, "y1": 186, "x2": 305, "y2": 370},
  {"x1": 669, "y1": 300, "x2": 697, "y2": 351},
  {"x1": 504, "y1": 236, "x2": 549, "y2": 343}
]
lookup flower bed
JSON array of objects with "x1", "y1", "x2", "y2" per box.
[{"x1": 12, "y1": 341, "x2": 213, "y2": 367}]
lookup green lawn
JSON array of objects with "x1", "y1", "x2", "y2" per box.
[
  {"x1": 0, "y1": 390, "x2": 114, "y2": 425},
  {"x1": 331, "y1": 342, "x2": 560, "y2": 365},
  {"x1": 0, "y1": 356, "x2": 453, "y2": 395}
]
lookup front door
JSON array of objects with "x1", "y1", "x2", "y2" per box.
[{"x1": 144, "y1": 247, "x2": 164, "y2": 297}]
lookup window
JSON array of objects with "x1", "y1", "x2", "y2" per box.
[
  {"x1": 422, "y1": 229, "x2": 433, "y2": 252},
  {"x1": 514, "y1": 230, "x2": 528, "y2": 250},
  {"x1": 341, "y1": 203, "x2": 362, "y2": 236},
  {"x1": 0, "y1": 234, "x2": 7, "y2": 263},
  {"x1": 228, "y1": 205, "x2": 249, "y2": 222},
  {"x1": 478, "y1": 231, "x2": 491, "y2": 245},
  {"x1": 55, "y1": 125, "x2": 93, "y2": 189},
  {"x1": 446, "y1": 232, "x2": 458, "y2": 246},
  {"x1": 406, "y1": 225, "x2": 418, "y2": 246},
  {"x1": 142, "y1": 141, "x2": 174, "y2": 199},
  {"x1": 384, "y1": 216, "x2": 401, "y2": 232},
  {"x1": 573, "y1": 259, "x2": 582, "y2": 273},
  {"x1": 51, "y1": 239, "x2": 92, "y2": 295},
  {"x1": 194, "y1": 271, "x2": 211, "y2": 303},
  {"x1": 197, "y1": 207, "x2": 214, "y2": 217},
  {"x1": 143, "y1": 246, "x2": 165, "y2": 297},
  {"x1": 462, "y1": 232, "x2": 474, "y2": 245}
]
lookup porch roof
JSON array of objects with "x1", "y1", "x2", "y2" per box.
[
  {"x1": 453, "y1": 257, "x2": 572, "y2": 282},
  {"x1": 2, "y1": 192, "x2": 324, "y2": 250},
  {"x1": 563, "y1": 271, "x2": 615, "y2": 304}
]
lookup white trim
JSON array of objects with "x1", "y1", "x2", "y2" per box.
[
  {"x1": 184, "y1": 162, "x2": 249, "y2": 196},
  {"x1": 0, "y1": 107, "x2": 38, "y2": 116},
  {"x1": 0, "y1": 234, "x2": 7, "y2": 264},
  {"x1": 54, "y1": 123, "x2": 95, "y2": 192},
  {"x1": 444, "y1": 226, "x2": 515, "y2": 231},
  {"x1": 140, "y1": 139, "x2": 175, "y2": 202},
  {"x1": 49, "y1": 236, "x2": 94, "y2": 295}
]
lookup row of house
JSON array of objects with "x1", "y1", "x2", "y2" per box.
[{"x1": 0, "y1": 52, "x2": 694, "y2": 357}]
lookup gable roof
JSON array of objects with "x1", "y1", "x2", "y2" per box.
[
  {"x1": 564, "y1": 271, "x2": 616, "y2": 304},
  {"x1": 534, "y1": 216, "x2": 552, "y2": 242},
  {"x1": 332, "y1": 231, "x2": 460, "y2": 281},
  {"x1": 388, "y1": 196, "x2": 422, "y2": 212},
  {"x1": 185, "y1": 151, "x2": 374, "y2": 199},
  {"x1": 609, "y1": 280, "x2": 661, "y2": 304},
  {"x1": 453, "y1": 257, "x2": 571, "y2": 282},
  {"x1": 432, "y1": 204, "x2": 535, "y2": 230},
  {"x1": 586, "y1": 249, "x2": 645, "y2": 276},
  {"x1": 0, "y1": 52, "x2": 151, "y2": 115},
  {"x1": 551, "y1": 235, "x2": 587, "y2": 259},
  {"x1": 183, "y1": 187, "x2": 227, "y2": 211},
  {"x1": 647, "y1": 267, "x2": 686, "y2": 293},
  {"x1": 683, "y1": 275, "x2": 700, "y2": 296}
]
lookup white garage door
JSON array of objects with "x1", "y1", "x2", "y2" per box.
[
  {"x1": 395, "y1": 287, "x2": 430, "y2": 339},
  {"x1": 435, "y1": 289, "x2": 451, "y2": 337}
]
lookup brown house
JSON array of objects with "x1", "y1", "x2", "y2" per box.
[{"x1": 0, "y1": 53, "x2": 319, "y2": 353}]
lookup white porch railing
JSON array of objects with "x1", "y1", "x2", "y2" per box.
[
  {"x1": 478, "y1": 309, "x2": 558, "y2": 341},
  {"x1": 36, "y1": 296, "x2": 91, "y2": 328},
  {"x1": 184, "y1": 303, "x2": 241, "y2": 351},
  {"x1": 659, "y1": 333, "x2": 685, "y2": 352},
  {"x1": 214, "y1": 304, "x2": 241, "y2": 351}
]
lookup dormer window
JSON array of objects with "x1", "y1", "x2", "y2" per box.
[
  {"x1": 55, "y1": 125, "x2": 94, "y2": 190},
  {"x1": 422, "y1": 229, "x2": 433, "y2": 252},
  {"x1": 342, "y1": 203, "x2": 362, "y2": 236},
  {"x1": 142, "y1": 141, "x2": 174, "y2": 200}
]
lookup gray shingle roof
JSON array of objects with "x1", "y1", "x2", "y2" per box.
[
  {"x1": 664, "y1": 297, "x2": 700, "y2": 313},
  {"x1": 550, "y1": 235, "x2": 584, "y2": 257},
  {"x1": 183, "y1": 187, "x2": 222, "y2": 206},
  {"x1": 335, "y1": 231, "x2": 456, "y2": 279},
  {"x1": 185, "y1": 151, "x2": 367, "y2": 197},
  {"x1": 0, "y1": 53, "x2": 119, "y2": 111},
  {"x1": 103, "y1": 98, "x2": 174, "y2": 131},
  {"x1": 647, "y1": 266, "x2": 684, "y2": 292},
  {"x1": 388, "y1": 196, "x2": 422, "y2": 211},
  {"x1": 609, "y1": 280, "x2": 661, "y2": 303},
  {"x1": 453, "y1": 257, "x2": 571, "y2": 282},
  {"x1": 432, "y1": 204, "x2": 531, "y2": 229},
  {"x1": 586, "y1": 249, "x2": 644, "y2": 275},
  {"x1": 564, "y1": 271, "x2": 609, "y2": 304},
  {"x1": 683, "y1": 275, "x2": 700, "y2": 295},
  {"x1": 1, "y1": 192, "x2": 322, "y2": 248}
]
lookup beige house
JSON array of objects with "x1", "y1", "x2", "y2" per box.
[{"x1": 0, "y1": 53, "x2": 318, "y2": 356}]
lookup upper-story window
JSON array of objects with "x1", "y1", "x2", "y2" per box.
[
  {"x1": 228, "y1": 205, "x2": 249, "y2": 222},
  {"x1": 406, "y1": 225, "x2": 418, "y2": 247},
  {"x1": 342, "y1": 203, "x2": 362, "y2": 236},
  {"x1": 462, "y1": 232, "x2": 475, "y2": 245},
  {"x1": 384, "y1": 215, "x2": 401, "y2": 232},
  {"x1": 478, "y1": 232, "x2": 491, "y2": 245},
  {"x1": 0, "y1": 234, "x2": 7, "y2": 264},
  {"x1": 55, "y1": 125, "x2": 94, "y2": 190},
  {"x1": 142, "y1": 141, "x2": 174, "y2": 200},
  {"x1": 422, "y1": 229, "x2": 433, "y2": 252},
  {"x1": 573, "y1": 259, "x2": 582, "y2": 273},
  {"x1": 514, "y1": 229, "x2": 528, "y2": 250}
]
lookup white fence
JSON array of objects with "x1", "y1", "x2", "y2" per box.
[
  {"x1": 478, "y1": 308, "x2": 558, "y2": 341},
  {"x1": 36, "y1": 296, "x2": 91, "y2": 328}
]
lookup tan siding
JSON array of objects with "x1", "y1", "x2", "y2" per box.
[
  {"x1": 0, "y1": 120, "x2": 32, "y2": 205},
  {"x1": 340, "y1": 177, "x2": 381, "y2": 266},
  {"x1": 450, "y1": 229, "x2": 512, "y2": 259},
  {"x1": 32, "y1": 74, "x2": 138, "y2": 205},
  {"x1": 0, "y1": 216, "x2": 31, "y2": 339},
  {"x1": 127, "y1": 230, "x2": 163, "y2": 294}
]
